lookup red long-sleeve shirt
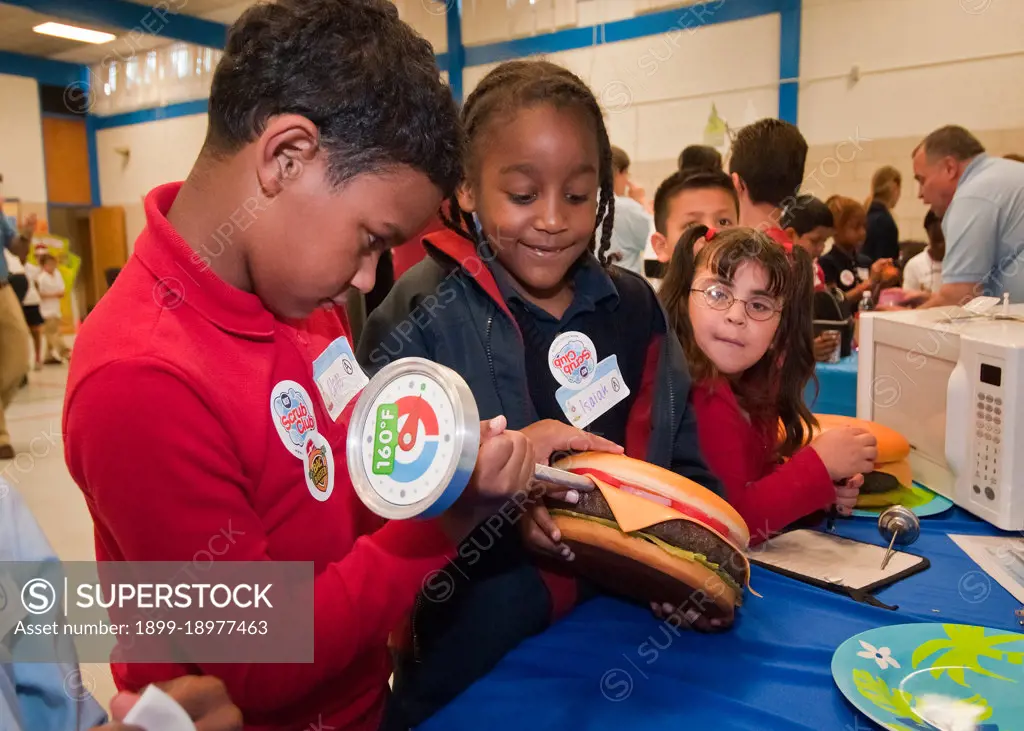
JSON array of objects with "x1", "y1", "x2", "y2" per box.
[
  {"x1": 691, "y1": 379, "x2": 835, "y2": 545},
  {"x1": 63, "y1": 182, "x2": 456, "y2": 730}
]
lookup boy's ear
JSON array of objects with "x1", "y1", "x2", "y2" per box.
[
  {"x1": 730, "y1": 172, "x2": 745, "y2": 196},
  {"x1": 255, "y1": 114, "x2": 320, "y2": 197},
  {"x1": 651, "y1": 232, "x2": 671, "y2": 263},
  {"x1": 456, "y1": 182, "x2": 476, "y2": 214},
  {"x1": 784, "y1": 227, "x2": 798, "y2": 243}
]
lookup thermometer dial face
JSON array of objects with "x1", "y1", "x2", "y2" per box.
[
  {"x1": 358, "y1": 373, "x2": 460, "y2": 506},
  {"x1": 347, "y1": 358, "x2": 479, "y2": 519}
]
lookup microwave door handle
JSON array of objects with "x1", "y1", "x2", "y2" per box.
[{"x1": 945, "y1": 361, "x2": 969, "y2": 476}]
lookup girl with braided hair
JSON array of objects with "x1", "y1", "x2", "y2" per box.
[{"x1": 358, "y1": 59, "x2": 719, "y2": 728}]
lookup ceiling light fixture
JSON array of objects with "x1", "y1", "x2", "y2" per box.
[{"x1": 33, "y1": 22, "x2": 116, "y2": 45}]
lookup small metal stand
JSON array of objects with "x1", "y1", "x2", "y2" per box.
[{"x1": 877, "y1": 505, "x2": 921, "y2": 570}]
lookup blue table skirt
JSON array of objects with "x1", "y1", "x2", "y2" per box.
[
  {"x1": 421, "y1": 508, "x2": 1020, "y2": 731},
  {"x1": 805, "y1": 354, "x2": 858, "y2": 417}
]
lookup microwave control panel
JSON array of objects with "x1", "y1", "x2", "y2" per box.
[{"x1": 971, "y1": 361, "x2": 1004, "y2": 503}]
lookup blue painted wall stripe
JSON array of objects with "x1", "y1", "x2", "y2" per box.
[
  {"x1": 84, "y1": 69, "x2": 102, "y2": 207},
  {"x1": 2, "y1": 0, "x2": 228, "y2": 49},
  {"x1": 463, "y1": 0, "x2": 783, "y2": 67},
  {"x1": 0, "y1": 50, "x2": 82, "y2": 87},
  {"x1": 778, "y1": 0, "x2": 801, "y2": 124},
  {"x1": 92, "y1": 98, "x2": 209, "y2": 130},
  {"x1": 444, "y1": 2, "x2": 464, "y2": 104}
]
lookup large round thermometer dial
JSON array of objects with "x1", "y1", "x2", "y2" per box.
[{"x1": 347, "y1": 358, "x2": 480, "y2": 519}]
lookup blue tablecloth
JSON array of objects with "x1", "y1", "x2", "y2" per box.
[
  {"x1": 421, "y1": 508, "x2": 1020, "y2": 731},
  {"x1": 805, "y1": 354, "x2": 858, "y2": 417}
]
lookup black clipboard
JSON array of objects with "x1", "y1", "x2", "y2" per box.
[{"x1": 748, "y1": 529, "x2": 930, "y2": 610}]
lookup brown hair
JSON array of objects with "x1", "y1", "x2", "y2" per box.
[
  {"x1": 1005, "y1": 153, "x2": 1024, "y2": 163},
  {"x1": 826, "y1": 195, "x2": 865, "y2": 233},
  {"x1": 611, "y1": 146, "x2": 630, "y2": 174},
  {"x1": 866, "y1": 165, "x2": 901, "y2": 208},
  {"x1": 728, "y1": 118, "x2": 808, "y2": 207},
  {"x1": 658, "y1": 225, "x2": 817, "y2": 458}
]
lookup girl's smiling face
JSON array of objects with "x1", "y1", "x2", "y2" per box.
[{"x1": 457, "y1": 103, "x2": 600, "y2": 304}]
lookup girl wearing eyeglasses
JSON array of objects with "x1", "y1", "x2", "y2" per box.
[{"x1": 659, "y1": 225, "x2": 878, "y2": 543}]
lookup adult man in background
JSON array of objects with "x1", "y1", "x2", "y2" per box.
[
  {"x1": 912, "y1": 125, "x2": 1024, "y2": 307},
  {"x1": 0, "y1": 182, "x2": 34, "y2": 461}
]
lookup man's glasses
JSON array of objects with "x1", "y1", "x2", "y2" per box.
[{"x1": 690, "y1": 283, "x2": 782, "y2": 321}]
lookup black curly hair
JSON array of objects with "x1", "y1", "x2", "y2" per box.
[
  {"x1": 204, "y1": 0, "x2": 462, "y2": 195},
  {"x1": 439, "y1": 59, "x2": 617, "y2": 266}
]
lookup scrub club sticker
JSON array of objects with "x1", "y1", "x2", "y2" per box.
[
  {"x1": 270, "y1": 380, "x2": 318, "y2": 458},
  {"x1": 548, "y1": 331, "x2": 598, "y2": 389},
  {"x1": 549, "y1": 331, "x2": 629, "y2": 429},
  {"x1": 840, "y1": 269, "x2": 855, "y2": 287},
  {"x1": 303, "y1": 431, "x2": 335, "y2": 501}
]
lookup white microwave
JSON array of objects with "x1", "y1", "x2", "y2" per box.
[{"x1": 857, "y1": 305, "x2": 1024, "y2": 531}]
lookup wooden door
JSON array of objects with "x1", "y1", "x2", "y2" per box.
[
  {"x1": 89, "y1": 207, "x2": 127, "y2": 304},
  {"x1": 42, "y1": 117, "x2": 92, "y2": 205}
]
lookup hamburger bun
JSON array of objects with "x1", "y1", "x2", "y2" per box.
[
  {"x1": 813, "y1": 414, "x2": 910, "y2": 464},
  {"x1": 552, "y1": 515, "x2": 739, "y2": 618}
]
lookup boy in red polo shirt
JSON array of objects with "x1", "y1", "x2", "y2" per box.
[{"x1": 62, "y1": 2, "x2": 612, "y2": 729}]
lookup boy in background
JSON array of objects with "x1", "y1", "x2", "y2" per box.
[
  {"x1": 728, "y1": 118, "x2": 809, "y2": 247},
  {"x1": 781, "y1": 194, "x2": 834, "y2": 292},
  {"x1": 677, "y1": 144, "x2": 722, "y2": 174},
  {"x1": 609, "y1": 146, "x2": 653, "y2": 275},
  {"x1": 36, "y1": 254, "x2": 68, "y2": 363},
  {"x1": 902, "y1": 210, "x2": 945, "y2": 295},
  {"x1": 650, "y1": 169, "x2": 739, "y2": 264},
  {"x1": 781, "y1": 195, "x2": 843, "y2": 361}
]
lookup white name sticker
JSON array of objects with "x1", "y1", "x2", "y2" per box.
[
  {"x1": 554, "y1": 354, "x2": 630, "y2": 429},
  {"x1": 313, "y1": 336, "x2": 369, "y2": 421}
]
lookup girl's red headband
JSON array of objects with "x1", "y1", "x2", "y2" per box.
[{"x1": 703, "y1": 226, "x2": 793, "y2": 254}]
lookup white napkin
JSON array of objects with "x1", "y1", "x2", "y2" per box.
[{"x1": 122, "y1": 685, "x2": 197, "y2": 731}]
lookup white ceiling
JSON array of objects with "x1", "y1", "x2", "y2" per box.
[{"x1": 0, "y1": 0, "x2": 259, "y2": 66}]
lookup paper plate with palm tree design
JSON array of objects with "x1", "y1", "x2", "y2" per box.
[
  {"x1": 832, "y1": 624, "x2": 1024, "y2": 730},
  {"x1": 852, "y1": 482, "x2": 954, "y2": 519}
]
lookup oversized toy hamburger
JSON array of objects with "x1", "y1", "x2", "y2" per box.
[
  {"x1": 543, "y1": 452, "x2": 751, "y2": 620},
  {"x1": 812, "y1": 414, "x2": 913, "y2": 508}
]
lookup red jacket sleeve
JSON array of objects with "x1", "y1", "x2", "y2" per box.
[
  {"x1": 64, "y1": 360, "x2": 455, "y2": 714},
  {"x1": 692, "y1": 385, "x2": 835, "y2": 544}
]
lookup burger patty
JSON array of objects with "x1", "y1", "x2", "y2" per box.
[
  {"x1": 547, "y1": 490, "x2": 747, "y2": 586},
  {"x1": 860, "y1": 471, "x2": 901, "y2": 495}
]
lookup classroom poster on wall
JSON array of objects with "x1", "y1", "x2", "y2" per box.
[{"x1": 27, "y1": 234, "x2": 82, "y2": 330}]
